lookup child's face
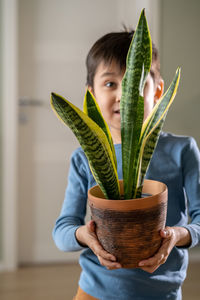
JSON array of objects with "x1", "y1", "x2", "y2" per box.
[{"x1": 89, "y1": 60, "x2": 163, "y2": 142}]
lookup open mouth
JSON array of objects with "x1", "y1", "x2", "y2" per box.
[{"x1": 114, "y1": 109, "x2": 120, "y2": 114}]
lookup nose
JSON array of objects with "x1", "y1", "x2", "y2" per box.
[{"x1": 116, "y1": 84, "x2": 122, "y2": 102}]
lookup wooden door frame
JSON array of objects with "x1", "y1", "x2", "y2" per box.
[{"x1": 1, "y1": 0, "x2": 18, "y2": 270}]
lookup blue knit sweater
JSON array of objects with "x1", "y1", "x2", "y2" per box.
[{"x1": 53, "y1": 132, "x2": 200, "y2": 300}]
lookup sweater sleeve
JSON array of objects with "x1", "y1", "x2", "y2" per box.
[
  {"x1": 182, "y1": 137, "x2": 200, "y2": 248},
  {"x1": 52, "y1": 148, "x2": 89, "y2": 252}
]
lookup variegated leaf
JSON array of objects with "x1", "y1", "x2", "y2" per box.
[
  {"x1": 51, "y1": 92, "x2": 120, "y2": 200},
  {"x1": 83, "y1": 89, "x2": 117, "y2": 169},
  {"x1": 134, "y1": 68, "x2": 181, "y2": 197},
  {"x1": 121, "y1": 9, "x2": 152, "y2": 199}
]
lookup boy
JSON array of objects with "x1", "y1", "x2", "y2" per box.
[{"x1": 53, "y1": 30, "x2": 200, "y2": 299}]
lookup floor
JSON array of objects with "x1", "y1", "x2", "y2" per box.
[{"x1": 0, "y1": 261, "x2": 199, "y2": 300}]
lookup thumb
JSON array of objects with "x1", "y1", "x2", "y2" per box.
[
  {"x1": 87, "y1": 220, "x2": 96, "y2": 233},
  {"x1": 160, "y1": 227, "x2": 171, "y2": 238}
]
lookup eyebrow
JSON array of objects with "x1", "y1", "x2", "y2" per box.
[{"x1": 100, "y1": 72, "x2": 118, "y2": 78}]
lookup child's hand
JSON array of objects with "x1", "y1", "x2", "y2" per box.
[
  {"x1": 138, "y1": 226, "x2": 191, "y2": 273},
  {"x1": 76, "y1": 220, "x2": 122, "y2": 270}
]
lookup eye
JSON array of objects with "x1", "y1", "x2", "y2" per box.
[{"x1": 105, "y1": 81, "x2": 115, "y2": 87}]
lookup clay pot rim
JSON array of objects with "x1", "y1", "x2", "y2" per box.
[{"x1": 88, "y1": 179, "x2": 168, "y2": 211}]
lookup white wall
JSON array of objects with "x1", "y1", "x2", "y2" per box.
[
  {"x1": 161, "y1": 0, "x2": 200, "y2": 146},
  {"x1": 3, "y1": 0, "x2": 199, "y2": 269},
  {"x1": 2, "y1": 0, "x2": 161, "y2": 268},
  {"x1": 17, "y1": 0, "x2": 161, "y2": 265},
  {"x1": 5, "y1": 0, "x2": 200, "y2": 268}
]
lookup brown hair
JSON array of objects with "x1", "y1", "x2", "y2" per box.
[{"x1": 86, "y1": 30, "x2": 161, "y2": 88}]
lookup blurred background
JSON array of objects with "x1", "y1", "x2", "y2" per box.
[{"x1": 0, "y1": 0, "x2": 199, "y2": 299}]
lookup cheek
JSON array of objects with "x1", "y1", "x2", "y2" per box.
[
  {"x1": 97, "y1": 100, "x2": 110, "y2": 120},
  {"x1": 144, "y1": 94, "x2": 154, "y2": 111},
  {"x1": 96, "y1": 96, "x2": 111, "y2": 112},
  {"x1": 143, "y1": 85, "x2": 155, "y2": 119}
]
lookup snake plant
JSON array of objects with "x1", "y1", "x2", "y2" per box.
[{"x1": 51, "y1": 9, "x2": 180, "y2": 200}]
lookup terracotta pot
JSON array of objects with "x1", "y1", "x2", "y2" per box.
[{"x1": 88, "y1": 179, "x2": 168, "y2": 268}]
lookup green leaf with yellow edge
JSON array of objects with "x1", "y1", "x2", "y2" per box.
[
  {"x1": 51, "y1": 92, "x2": 120, "y2": 200},
  {"x1": 133, "y1": 68, "x2": 181, "y2": 197},
  {"x1": 121, "y1": 8, "x2": 152, "y2": 200},
  {"x1": 83, "y1": 89, "x2": 117, "y2": 169},
  {"x1": 141, "y1": 68, "x2": 181, "y2": 141},
  {"x1": 50, "y1": 8, "x2": 181, "y2": 202}
]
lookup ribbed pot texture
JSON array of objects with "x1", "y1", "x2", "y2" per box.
[{"x1": 88, "y1": 179, "x2": 168, "y2": 268}]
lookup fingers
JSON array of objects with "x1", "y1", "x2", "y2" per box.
[
  {"x1": 89, "y1": 237, "x2": 116, "y2": 262},
  {"x1": 139, "y1": 250, "x2": 169, "y2": 273},
  {"x1": 92, "y1": 240, "x2": 122, "y2": 270},
  {"x1": 96, "y1": 250, "x2": 122, "y2": 270},
  {"x1": 86, "y1": 221, "x2": 122, "y2": 270},
  {"x1": 138, "y1": 227, "x2": 177, "y2": 273}
]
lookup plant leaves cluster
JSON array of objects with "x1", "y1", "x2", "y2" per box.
[{"x1": 51, "y1": 9, "x2": 180, "y2": 200}]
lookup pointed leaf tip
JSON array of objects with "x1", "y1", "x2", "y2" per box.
[{"x1": 51, "y1": 92, "x2": 57, "y2": 101}]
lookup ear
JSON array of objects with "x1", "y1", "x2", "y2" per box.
[{"x1": 154, "y1": 79, "x2": 164, "y2": 104}]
